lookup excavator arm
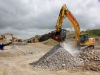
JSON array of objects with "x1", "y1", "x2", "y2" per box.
[
  {"x1": 55, "y1": 4, "x2": 80, "y2": 43},
  {"x1": 39, "y1": 4, "x2": 81, "y2": 43}
]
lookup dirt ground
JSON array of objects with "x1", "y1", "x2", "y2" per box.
[{"x1": 0, "y1": 43, "x2": 100, "y2": 75}]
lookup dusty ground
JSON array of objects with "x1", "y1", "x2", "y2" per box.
[{"x1": 0, "y1": 43, "x2": 100, "y2": 75}]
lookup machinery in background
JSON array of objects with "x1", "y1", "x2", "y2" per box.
[
  {"x1": 0, "y1": 33, "x2": 13, "y2": 40},
  {"x1": 27, "y1": 38, "x2": 38, "y2": 43},
  {"x1": 12, "y1": 37, "x2": 18, "y2": 42},
  {"x1": 4, "y1": 33, "x2": 13, "y2": 40},
  {"x1": 0, "y1": 35, "x2": 5, "y2": 40},
  {"x1": 12, "y1": 37, "x2": 23, "y2": 42},
  {"x1": 0, "y1": 33, "x2": 23, "y2": 43}
]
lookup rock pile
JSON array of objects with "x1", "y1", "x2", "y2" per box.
[
  {"x1": 78, "y1": 50, "x2": 100, "y2": 63},
  {"x1": 10, "y1": 45, "x2": 20, "y2": 50},
  {"x1": 10, "y1": 45, "x2": 39, "y2": 55},
  {"x1": 0, "y1": 45, "x2": 23, "y2": 57},
  {"x1": 33, "y1": 44, "x2": 84, "y2": 70},
  {"x1": 9, "y1": 45, "x2": 23, "y2": 55}
]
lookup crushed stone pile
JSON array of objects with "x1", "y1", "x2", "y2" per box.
[
  {"x1": 78, "y1": 50, "x2": 100, "y2": 63},
  {"x1": 10, "y1": 45, "x2": 20, "y2": 50},
  {"x1": 10, "y1": 45, "x2": 39, "y2": 55},
  {"x1": 0, "y1": 45, "x2": 22, "y2": 57},
  {"x1": 9, "y1": 45, "x2": 24, "y2": 56},
  {"x1": 33, "y1": 44, "x2": 84, "y2": 70}
]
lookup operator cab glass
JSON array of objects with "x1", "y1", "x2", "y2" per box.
[{"x1": 80, "y1": 34, "x2": 89, "y2": 43}]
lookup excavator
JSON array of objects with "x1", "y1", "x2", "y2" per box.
[
  {"x1": 0, "y1": 33, "x2": 13, "y2": 40},
  {"x1": 0, "y1": 35, "x2": 5, "y2": 40},
  {"x1": 12, "y1": 37, "x2": 18, "y2": 42},
  {"x1": 2, "y1": 33, "x2": 23, "y2": 42},
  {"x1": 39, "y1": 4, "x2": 95, "y2": 50},
  {"x1": 27, "y1": 38, "x2": 38, "y2": 43},
  {"x1": 4, "y1": 33, "x2": 13, "y2": 39},
  {"x1": 12, "y1": 37, "x2": 23, "y2": 42}
]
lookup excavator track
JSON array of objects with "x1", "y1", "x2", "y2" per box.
[{"x1": 81, "y1": 45, "x2": 95, "y2": 51}]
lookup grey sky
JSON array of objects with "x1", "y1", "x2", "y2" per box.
[{"x1": 0, "y1": 0, "x2": 100, "y2": 39}]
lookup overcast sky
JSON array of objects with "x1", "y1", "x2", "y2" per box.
[{"x1": 0, "y1": 0, "x2": 100, "y2": 39}]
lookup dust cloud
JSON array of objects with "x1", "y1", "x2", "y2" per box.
[{"x1": 62, "y1": 42, "x2": 78, "y2": 56}]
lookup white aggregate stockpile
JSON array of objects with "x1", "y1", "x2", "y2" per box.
[
  {"x1": 10, "y1": 45, "x2": 20, "y2": 50},
  {"x1": 33, "y1": 44, "x2": 84, "y2": 70}
]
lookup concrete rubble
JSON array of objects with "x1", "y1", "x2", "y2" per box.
[{"x1": 78, "y1": 50, "x2": 100, "y2": 63}]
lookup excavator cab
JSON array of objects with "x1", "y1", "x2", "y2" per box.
[
  {"x1": 54, "y1": 29, "x2": 66, "y2": 42},
  {"x1": 80, "y1": 33, "x2": 95, "y2": 48},
  {"x1": 80, "y1": 34, "x2": 89, "y2": 43}
]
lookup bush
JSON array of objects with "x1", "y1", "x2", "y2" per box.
[{"x1": 85, "y1": 29, "x2": 100, "y2": 36}]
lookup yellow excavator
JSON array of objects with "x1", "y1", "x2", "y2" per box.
[
  {"x1": 4, "y1": 33, "x2": 13, "y2": 39},
  {"x1": 0, "y1": 33, "x2": 13, "y2": 40},
  {"x1": 12, "y1": 37, "x2": 23, "y2": 42},
  {"x1": 39, "y1": 4, "x2": 95, "y2": 50},
  {"x1": 3, "y1": 33, "x2": 22, "y2": 42},
  {"x1": 53, "y1": 4, "x2": 95, "y2": 49},
  {"x1": 0, "y1": 35, "x2": 5, "y2": 40},
  {"x1": 12, "y1": 37, "x2": 18, "y2": 42}
]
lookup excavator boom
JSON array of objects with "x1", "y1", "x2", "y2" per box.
[{"x1": 55, "y1": 4, "x2": 80, "y2": 42}]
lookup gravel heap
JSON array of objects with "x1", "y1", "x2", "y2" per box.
[
  {"x1": 10, "y1": 45, "x2": 20, "y2": 50},
  {"x1": 0, "y1": 45, "x2": 23, "y2": 57},
  {"x1": 9, "y1": 45, "x2": 23, "y2": 54},
  {"x1": 78, "y1": 50, "x2": 100, "y2": 63},
  {"x1": 33, "y1": 44, "x2": 84, "y2": 70},
  {"x1": 10, "y1": 45, "x2": 39, "y2": 55}
]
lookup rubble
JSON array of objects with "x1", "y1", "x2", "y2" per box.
[
  {"x1": 10, "y1": 45, "x2": 39, "y2": 55},
  {"x1": 0, "y1": 45, "x2": 22, "y2": 57},
  {"x1": 81, "y1": 60, "x2": 100, "y2": 72},
  {"x1": 78, "y1": 50, "x2": 100, "y2": 63},
  {"x1": 32, "y1": 44, "x2": 84, "y2": 70},
  {"x1": 10, "y1": 45, "x2": 21, "y2": 50}
]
